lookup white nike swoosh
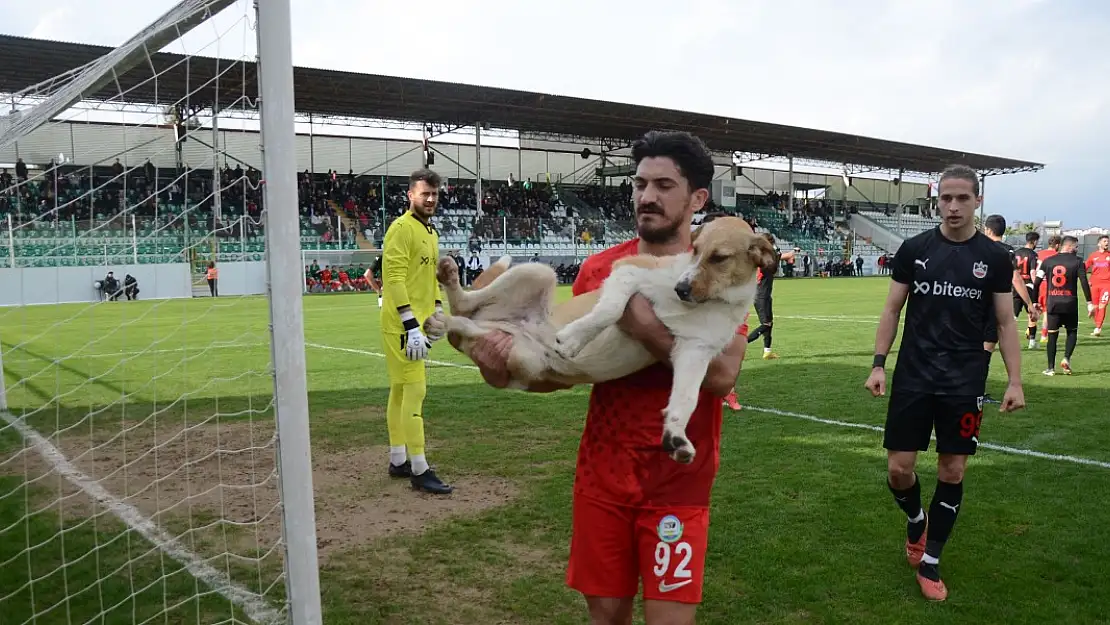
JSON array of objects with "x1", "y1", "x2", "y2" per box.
[{"x1": 658, "y1": 580, "x2": 693, "y2": 593}]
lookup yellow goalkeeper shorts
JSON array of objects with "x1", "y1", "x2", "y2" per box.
[{"x1": 382, "y1": 330, "x2": 427, "y2": 384}]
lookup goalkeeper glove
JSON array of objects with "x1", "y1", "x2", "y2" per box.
[{"x1": 401, "y1": 311, "x2": 431, "y2": 361}]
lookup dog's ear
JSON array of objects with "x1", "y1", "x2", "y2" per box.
[{"x1": 747, "y1": 235, "x2": 779, "y2": 272}]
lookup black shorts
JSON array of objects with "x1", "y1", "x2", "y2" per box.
[
  {"x1": 883, "y1": 389, "x2": 985, "y2": 455},
  {"x1": 1012, "y1": 286, "x2": 1034, "y2": 317},
  {"x1": 1046, "y1": 309, "x2": 1079, "y2": 332},
  {"x1": 755, "y1": 296, "x2": 773, "y2": 325}
]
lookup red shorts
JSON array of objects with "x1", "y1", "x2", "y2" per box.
[{"x1": 565, "y1": 493, "x2": 710, "y2": 604}]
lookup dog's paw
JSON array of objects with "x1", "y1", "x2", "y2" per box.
[
  {"x1": 423, "y1": 311, "x2": 448, "y2": 342},
  {"x1": 553, "y1": 328, "x2": 586, "y2": 359},
  {"x1": 661, "y1": 427, "x2": 696, "y2": 464},
  {"x1": 436, "y1": 257, "x2": 460, "y2": 286}
]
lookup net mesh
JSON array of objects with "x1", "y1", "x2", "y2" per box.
[{"x1": 0, "y1": 2, "x2": 291, "y2": 623}]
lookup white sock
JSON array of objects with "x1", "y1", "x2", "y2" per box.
[
  {"x1": 909, "y1": 509, "x2": 925, "y2": 523},
  {"x1": 764, "y1": 347, "x2": 772, "y2": 354},
  {"x1": 410, "y1": 454, "x2": 429, "y2": 475},
  {"x1": 389, "y1": 446, "x2": 407, "y2": 466},
  {"x1": 377, "y1": 295, "x2": 383, "y2": 307},
  {"x1": 922, "y1": 553, "x2": 939, "y2": 565}
]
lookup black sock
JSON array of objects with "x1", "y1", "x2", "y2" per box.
[
  {"x1": 1064, "y1": 328, "x2": 1078, "y2": 360},
  {"x1": 924, "y1": 479, "x2": 963, "y2": 565},
  {"x1": 762, "y1": 325, "x2": 773, "y2": 350},
  {"x1": 1047, "y1": 331, "x2": 1059, "y2": 368},
  {"x1": 888, "y1": 474, "x2": 926, "y2": 543},
  {"x1": 747, "y1": 325, "x2": 765, "y2": 343},
  {"x1": 1027, "y1": 324, "x2": 1037, "y2": 340}
]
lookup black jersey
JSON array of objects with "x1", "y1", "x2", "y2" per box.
[
  {"x1": 1013, "y1": 247, "x2": 1038, "y2": 286},
  {"x1": 1032, "y1": 252, "x2": 1092, "y2": 314},
  {"x1": 890, "y1": 228, "x2": 1013, "y2": 396}
]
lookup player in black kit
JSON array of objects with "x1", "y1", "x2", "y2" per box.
[
  {"x1": 981, "y1": 214, "x2": 1037, "y2": 401},
  {"x1": 1032, "y1": 235, "x2": 1094, "y2": 375},
  {"x1": 1013, "y1": 232, "x2": 1041, "y2": 349},
  {"x1": 865, "y1": 165, "x2": 1026, "y2": 603},
  {"x1": 745, "y1": 233, "x2": 794, "y2": 360}
]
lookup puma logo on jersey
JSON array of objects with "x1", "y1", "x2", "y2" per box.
[{"x1": 915, "y1": 258, "x2": 929, "y2": 270}]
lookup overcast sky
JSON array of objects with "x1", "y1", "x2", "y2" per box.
[{"x1": 2, "y1": 0, "x2": 1106, "y2": 227}]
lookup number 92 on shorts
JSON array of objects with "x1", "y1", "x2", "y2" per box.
[{"x1": 565, "y1": 494, "x2": 710, "y2": 604}]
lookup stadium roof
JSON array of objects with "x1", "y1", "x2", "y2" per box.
[{"x1": 0, "y1": 34, "x2": 1043, "y2": 177}]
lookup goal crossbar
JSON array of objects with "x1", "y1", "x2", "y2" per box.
[{"x1": 0, "y1": 0, "x2": 238, "y2": 153}]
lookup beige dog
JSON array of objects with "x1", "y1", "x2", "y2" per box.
[{"x1": 424, "y1": 216, "x2": 775, "y2": 462}]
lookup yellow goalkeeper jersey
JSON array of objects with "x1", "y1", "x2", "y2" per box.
[{"x1": 380, "y1": 211, "x2": 442, "y2": 334}]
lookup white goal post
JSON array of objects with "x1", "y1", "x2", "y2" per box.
[{"x1": 0, "y1": 1, "x2": 323, "y2": 624}]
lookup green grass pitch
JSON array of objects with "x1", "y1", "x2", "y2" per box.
[{"x1": 0, "y1": 276, "x2": 1107, "y2": 624}]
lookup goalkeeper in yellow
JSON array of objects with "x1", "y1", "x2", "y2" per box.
[{"x1": 380, "y1": 168, "x2": 453, "y2": 495}]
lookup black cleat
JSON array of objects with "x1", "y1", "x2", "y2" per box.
[
  {"x1": 388, "y1": 460, "x2": 412, "y2": 478},
  {"x1": 410, "y1": 468, "x2": 454, "y2": 495}
]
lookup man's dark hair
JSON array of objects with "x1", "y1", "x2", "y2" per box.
[
  {"x1": 631, "y1": 131, "x2": 715, "y2": 191},
  {"x1": 1062, "y1": 235, "x2": 1079, "y2": 246},
  {"x1": 1025, "y1": 231, "x2": 1041, "y2": 244},
  {"x1": 938, "y1": 164, "x2": 980, "y2": 195},
  {"x1": 983, "y1": 214, "x2": 1006, "y2": 237},
  {"x1": 1100, "y1": 234, "x2": 1109, "y2": 242},
  {"x1": 409, "y1": 168, "x2": 441, "y2": 189},
  {"x1": 1047, "y1": 234, "x2": 1063, "y2": 248}
]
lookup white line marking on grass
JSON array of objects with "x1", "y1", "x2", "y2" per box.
[
  {"x1": 741, "y1": 405, "x2": 1110, "y2": 470},
  {"x1": 306, "y1": 342, "x2": 1110, "y2": 471},
  {"x1": 0, "y1": 411, "x2": 284, "y2": 624},
  {"x1": 306, "y1": 342, "x2": 478, "y2": 370}
]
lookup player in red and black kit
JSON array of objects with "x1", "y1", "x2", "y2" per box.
[
  {"x1": 464, "y1": 131, "x2": 747, "y2": 624},
  {"x1": 1032, "y1": 235, "x2": 1093, "y2": 375},
  {"x1": 1036, "y1": 235, "x2": 1062, "y2": 342},
  {"x1": 866, "y1": 166, "x2": 1026, "y2": 602},
  {"x1": 1012, "y1": 231, "x2": 1041, "y2": 348}
]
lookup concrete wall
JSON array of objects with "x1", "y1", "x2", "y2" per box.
[{"x1": 0, "y1": 261, "x2": 269, "y2": 307}]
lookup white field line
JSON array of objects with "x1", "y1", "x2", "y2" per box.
[
  {"x1": 305, "y1": 342, "x2": 1110, "y2": 471},
  {"x1": 0, "y1": 411, "x2": 284, "y2": 624}
]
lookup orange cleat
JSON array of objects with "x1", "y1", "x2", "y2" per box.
[
  {"x1": 722, "y1": 390, "x2": 742, "y2": 411},
  {"x1": 916, "y1": 570, "x2": 948, "y2": 601},
  {"x1": 906, "y1": 518, "x2": 928, "y2": 568}
]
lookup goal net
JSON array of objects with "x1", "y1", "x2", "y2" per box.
[{"x1": 0, "y1": 1, "x2": 321, "y2": 624}]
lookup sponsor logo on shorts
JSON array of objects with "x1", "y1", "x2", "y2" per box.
[{"x1": 657, "y1": 514, "x2": 683, "y2": 543}]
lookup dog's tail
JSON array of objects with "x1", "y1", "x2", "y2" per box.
[{"x1": 469, "y1": 255, "x2": 512, "y2": 290}]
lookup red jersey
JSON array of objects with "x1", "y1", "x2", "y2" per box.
[
  {"x1": 570, "y1": 239, "x2": 747, "y2": 510},
  {"x1": 1037, "y1": 248, "x2": 1058, "y2": 266},
  {"x1": 1086, "y1": 251, "x2": 1110, "y2": 285}
]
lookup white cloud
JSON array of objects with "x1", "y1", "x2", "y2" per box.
[{"x1": 1, "y1": 0, "x2": 1107, "y2": 225}]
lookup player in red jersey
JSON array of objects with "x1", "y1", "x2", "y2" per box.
[
  {"x1": 460, "y1": 130, "x2": 747, "y2": 624},
  {"x1": 1036, "y1": 235, "x2": 1061, "y2": 341},
  {"x1": 1085, "y1": 234, "x2": 1110, "y2": 336}
]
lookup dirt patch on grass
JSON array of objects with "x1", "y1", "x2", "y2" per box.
[{"x1": 1, "y1": 415, "x2": 520, "y2": 565}]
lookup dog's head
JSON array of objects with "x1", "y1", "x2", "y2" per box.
[{"x1": 675, "y1": 216, "x2": 777, "y2": 304}]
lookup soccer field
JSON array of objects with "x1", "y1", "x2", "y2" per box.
[{"x1": 1, "y1": 276, "x2": 1108, "y2": 625}]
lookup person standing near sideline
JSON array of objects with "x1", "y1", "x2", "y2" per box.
[
  {"x1": 1032, "y1": 235, "x2": 1093, "y2": 375},
  {"x1": 206, "y1": 261, "x2": 218, "y2": 297},
  {"x1": 380, "y1": 168, "x2": 453, "y2": 495},
  {"x1": 865, "y1": 165, "x2": 1026, "y2": 602}
]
